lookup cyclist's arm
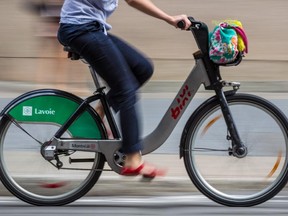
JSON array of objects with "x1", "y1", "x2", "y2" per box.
[{"x1": 125, "y1": 0, "x2": 190, "y2": 29}]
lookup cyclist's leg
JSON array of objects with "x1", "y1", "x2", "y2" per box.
[
  {"x1": 103, "y1": 35, "x2": 166, "y2": 176},
  {"x1": 94, "y1": 33, "x2": 154, "y2": 137},
  {"x1": 108, "y1": 33, "x2": 154, "y2": 86},
  {"x1": 58, "y1": 22, "x2": 164, "y2": 176},
  {"x1": 62, "y1": 23, "x2": 143, "y2": 155}
]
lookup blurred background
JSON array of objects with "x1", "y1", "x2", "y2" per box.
[
  {"x1": 0, "y1": 0, "x2": 287, "y2": 95},
  {"x1": 1, "y1": 1, "x2": 288, "y2": 210}
]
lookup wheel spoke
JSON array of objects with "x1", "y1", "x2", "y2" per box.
[
  {"x1": 0, "y1": 92, "x2": 106, "y2": 205},
  {"x1": 6, "y1": 114, "x2": 43, "y2": 145},
  {"x1": 184, "y1": 94, "x2": 288, "y2": 206}
]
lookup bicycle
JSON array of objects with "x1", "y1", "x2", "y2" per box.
[{"x1": 1, "y1": 17, "x2": 288, "y2": 207}]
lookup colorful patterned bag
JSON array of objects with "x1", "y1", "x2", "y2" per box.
[{"x1": 209, "y1": 21, "x2": 248, "y2": 64}]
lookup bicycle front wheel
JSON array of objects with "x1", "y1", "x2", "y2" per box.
[
  {"x1": 183, "y1": 93, "x2": 288, "y2": 207},
  {"x1": 0, "y1": 89, "x2": 106, "y2": 206}
]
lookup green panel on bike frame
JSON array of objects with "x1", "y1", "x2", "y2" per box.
[{"x1": 8, "y1": 95, "x2": 102, "y2": 138}]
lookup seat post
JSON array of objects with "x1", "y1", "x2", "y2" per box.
[
  {"x1": 88, "y1": 65, "x2": 102, "y2": 90},
  {"x1": 63, "y1": 46, "x2": 103, "y2": 90}
]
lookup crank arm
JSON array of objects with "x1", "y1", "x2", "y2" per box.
[{"x1": 51, "y1": 137, "x2": 123, "y2": 173}]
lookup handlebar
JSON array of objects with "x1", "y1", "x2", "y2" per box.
[
  {"x1": 176, "y1": 17, "x2": 210, "y2": 58},
  {"x1": 177, "y1": 17, "x2": 203, "y2": 30},
  {"x1": 177, "y1": 17, "x2": 243, "y2": 67}
]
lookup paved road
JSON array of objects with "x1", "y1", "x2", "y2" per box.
[{"x1": 1, "y1": 194, "x2": 288, "y2": 215}]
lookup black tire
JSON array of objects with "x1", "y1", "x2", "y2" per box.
[
  {"x1": 182, "y1": 93, "x2": 288, "y2": 207},
  {"x1": 0, "y1": 89, "x2": 106, "y2": 206}
]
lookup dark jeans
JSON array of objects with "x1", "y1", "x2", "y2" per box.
[{"x1": 58, "y1": 22, "x2": 154, "y2": 154}]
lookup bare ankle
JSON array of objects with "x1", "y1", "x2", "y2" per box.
[
  {"x1": 124, "y1": 152, "x2": 142, "y2": 168},
  {"x1": 95, "y1": 102, "x2": 105, "y2": 119}
]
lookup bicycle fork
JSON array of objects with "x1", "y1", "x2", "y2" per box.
[{"x1": 215, "y1": 86, "x2": 248, "y2": 158}]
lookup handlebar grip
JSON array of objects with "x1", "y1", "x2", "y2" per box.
[
  {"x1": 177, "y1": 17, "x2": 202, "y2": 30},
  {"x1": 177, "y1": 17, "x2": 195, "y2": 29},
  {"x1": 177, "y1": 20, "x2": 185, "y2": 29}
]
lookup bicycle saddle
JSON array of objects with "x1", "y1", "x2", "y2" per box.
[{"x1": 63, "y1": 46, "x2": 81, "y2": 61}]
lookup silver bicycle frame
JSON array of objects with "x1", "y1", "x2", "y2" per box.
[
  {"x1": 142, "y1": 58, "x2": 210, "y2": 154},
  {"x1": 54, "y1": 57, "x2": 211, "y2": 173}
]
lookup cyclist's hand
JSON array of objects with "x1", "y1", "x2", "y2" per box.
[{"x1": 169, "y1": 15, "x2": 191, "y2": 30}]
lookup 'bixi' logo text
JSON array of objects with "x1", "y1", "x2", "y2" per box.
[{"x1": 22, "y1": 106, "x2": 56, "y2": 116}]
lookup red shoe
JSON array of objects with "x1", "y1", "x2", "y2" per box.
[
  {"x1": 121, "y1": 163, "x2": 145, "y2": 176},
  {"x1": 121, "y1": 163, "x2": 166, "y2": 178}
]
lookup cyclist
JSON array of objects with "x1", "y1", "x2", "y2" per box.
[{"x1": 57, "y1": 0, "x2": 190, "y2": 178}]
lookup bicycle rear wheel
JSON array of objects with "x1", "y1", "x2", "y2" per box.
[
  {"x1": 0, "y1": 89, "x2": 106, "y2": 206},
  {"x1": 182, "y1": 93, "x2": 288, "y2": 207}
]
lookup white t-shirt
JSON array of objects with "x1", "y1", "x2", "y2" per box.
[{"x1": 60, "y1": 0, "x2": 118, "y2": 31}]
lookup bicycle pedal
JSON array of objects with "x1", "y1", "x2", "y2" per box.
[{"x1": 141, "y1": 175, "x2": 155, "y2": 182}]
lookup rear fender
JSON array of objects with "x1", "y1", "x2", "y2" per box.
[{"x1": 0, "y1": 89, "x2": 104, "y2": 139}]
